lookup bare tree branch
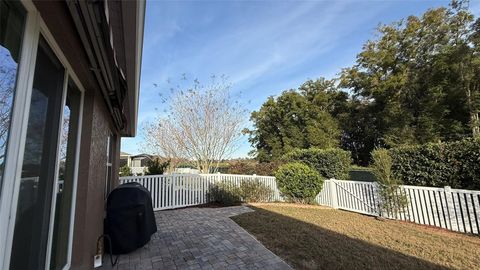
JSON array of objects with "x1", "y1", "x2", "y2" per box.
[{"x1": 141, "y1": 76, "x2": 246, "y2": 173}]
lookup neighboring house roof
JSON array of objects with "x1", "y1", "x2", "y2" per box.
[
  {"x1": 131, "y1": 154, "x2": 155, "y2": 159},
  {"x1": 120, "y1": 152, "x2": 131, "y2": 156}
]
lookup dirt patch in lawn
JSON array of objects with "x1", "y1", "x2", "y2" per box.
[{"x1": 232, "y1": 203, "x2": 480, "y2": 270}]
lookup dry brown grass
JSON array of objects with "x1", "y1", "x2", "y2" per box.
[{"x1": 232, "y1": 203, "x2": 480, "y2": 270}]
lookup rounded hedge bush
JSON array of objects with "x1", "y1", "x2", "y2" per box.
[{"x1": 275, "y1": 162, "x2": 324, "y2": 203}]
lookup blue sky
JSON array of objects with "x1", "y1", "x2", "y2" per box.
[{"x1": 121, "y1": 0, "x2": 477, "y2": 157}]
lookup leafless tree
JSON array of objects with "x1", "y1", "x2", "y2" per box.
[
  {"x1": 142, "y1": 76, "x2": 246, "y2": 173},
  {"x1": 59, "y1": 113, "x2": 70, "y2": 160},
  {"x1": 0, "y1": 48, "x2": 18, "y2": 167},
  {"x1": 141, "y1": 118, "x2": 184, "y2": 172}
]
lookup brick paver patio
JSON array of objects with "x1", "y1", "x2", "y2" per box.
[{"x1": 105, "y1": 206, "x2": 292, "y2": 270}]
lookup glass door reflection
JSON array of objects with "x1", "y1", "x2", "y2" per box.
[
  {"x1": 10, "y1": 36, "x2": 65, "y2": 270},
  {"x1": 50, "y1": 82, "x2": 81, "y2": 270}
]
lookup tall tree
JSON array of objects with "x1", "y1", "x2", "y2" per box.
[
  {"x1": 142, "y1": 77, "x2": 245, "y2": 173},
  {"x1": 340, "y1": 0, "x2": 480, "y2": 149},
  {"x1": 248, "y1": 78, "x2": 342, "y2": 162},
  {"x1": 336, "y1": 98, "x2": 380, "y2": 166},
  {"x1": 249, "y1": 0, "x2": 479, "y2": 165}
]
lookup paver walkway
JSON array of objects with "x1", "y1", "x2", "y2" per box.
[{"x1": 107, "y1": 206, "x2": 292, "y2": 270}]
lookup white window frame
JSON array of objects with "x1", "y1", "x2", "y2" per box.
[{"x1": 0, "y1": 0, "x2": 85, "y2": 269}]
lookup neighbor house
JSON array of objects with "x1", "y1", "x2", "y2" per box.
[
  {"x1": 119, "y1": 152, "x2": 132, "y2": 167},
  {"x1": 119, "y1": 152, "x2": 155, "y2": 175},
  {"x1": 0, "y1": 0, "x2": 145, "y2": 269}
]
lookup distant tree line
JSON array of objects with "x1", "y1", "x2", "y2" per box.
[{"x1": 247, "y1": 1, "x2": 480, "y2": 165}]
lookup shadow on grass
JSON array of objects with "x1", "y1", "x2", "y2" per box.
[{"x1": 232, "y1": 205, "x2": 450, "y2": 270}]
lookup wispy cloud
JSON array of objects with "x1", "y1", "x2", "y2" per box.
[{"x1": 122, "y1": 0, "x2": 454, "y2": 156}]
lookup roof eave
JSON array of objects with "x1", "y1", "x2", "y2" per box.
[{"x1": 121, "y1": 0, "x2": 146, "y2": 137}]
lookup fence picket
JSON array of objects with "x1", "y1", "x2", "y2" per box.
[{"x1": 472, "y1": 194, "x2": 480, "y2": 234}]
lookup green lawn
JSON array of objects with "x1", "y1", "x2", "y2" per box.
[{"x1": 232, "y1": 203, "x2": 480, "y2": 270}]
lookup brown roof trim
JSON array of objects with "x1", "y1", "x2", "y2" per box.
[{"x1": 120, "y1": 0, "x2": 145, "y2": 136}]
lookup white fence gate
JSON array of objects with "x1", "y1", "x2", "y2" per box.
[
  {"x1": 316, "y1": 180, "x2": 379, "y2": 216},
  {"x1": 119, "y1": 174, "x2": 480, "y2": 235}
]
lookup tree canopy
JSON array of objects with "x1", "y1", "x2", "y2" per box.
[
  {"x1": 249, "y1": 1, "x2": 480, "y2": 165},
  {"x1": 247, "y1": 78, "x2": 343, "y2": 162}
]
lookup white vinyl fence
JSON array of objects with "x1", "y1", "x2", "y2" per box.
[
  {"x1": 392, "y1": 185, "x2": 480, "y2": 234},
  {"x1": 120, "y1": 173, "x2": 280, "y2": 210},
  {"x1": 119, "y1": 174, "x2": 480, "y2": 235}
]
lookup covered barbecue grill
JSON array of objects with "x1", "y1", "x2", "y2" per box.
[{"x1": 105, "y1": 182, "x2": 157, "y2": 254}]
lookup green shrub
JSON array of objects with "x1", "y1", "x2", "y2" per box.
[
  {"x1": 238, "y1": 180, "x2": 273, "y2": 202},
  {"x1": 208, "y1": 179, "x2": 274, "y2": 205},
  {"x1": 145, "y1": 158, "x2": 170, "y2": 175},
  {"x1": 275, "y1": 162, "x2": 323, "y2": 203},
  {"x1": 348, "y1": 168, "x2": 376, "y2": 182},
  {"x1": 208, "y1": 182, "x2": 242, "y2": 206},
  {"x1": 371, "y1": 149, "x2": 397, "y2": 186},
  {"x1": 372, "y1": 149, "x2": 408, "y2": 217},
  {"x1": 283, "y1": 148, "x2": 351, "y2": 179},
  {"x1": 226, "y1": 160, "x2": 284, "y2": 176},
  {"x1": 389, "y1": 138, "x2": 480, "y2": 189},
  {"x1": 119, "y1": 165, "x2": 133, "y2": 176}
]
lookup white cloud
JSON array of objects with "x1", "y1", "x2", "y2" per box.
[{"x1": 123, "y1": 0, "x2": 435, "y2": 156}]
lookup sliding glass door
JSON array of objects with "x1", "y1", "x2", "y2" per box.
[
  {"x1": 8, "y1": 34, "x2": 83, "y2": 269},
  {"x1": 0, "y1": 0, "x2": 26, "y2": 201},
  {"x1": 10, "y1": 36, "x2": 65, "y2": 270},
  {"x1": 0, "y1": 2, "x2": 84, "y2": 269},
  {"x1": 50, "y1": 82, "x2": 82, "y2": 270}
]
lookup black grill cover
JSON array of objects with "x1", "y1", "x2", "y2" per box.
[{"x1": 105, "y1": 182, "x2": 157, "y2": 254}]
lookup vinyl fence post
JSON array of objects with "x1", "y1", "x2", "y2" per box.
[
  {"x1": 171, "y1": 174, "x2": 176, "y2": 208},
  {"x1": 329, "y1": 179, "x2": 338, "y2": 209}
]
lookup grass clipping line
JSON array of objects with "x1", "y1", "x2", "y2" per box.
[{"x1": 231, "y1": 203, "x2": 480, "y2": 270}]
